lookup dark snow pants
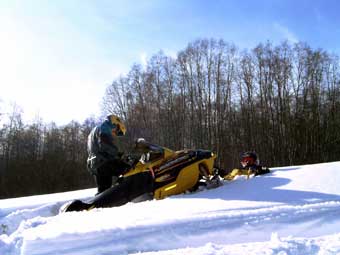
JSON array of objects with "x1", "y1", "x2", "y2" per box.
[
  {"x1": 90, "y1": 171, "x2": 154, "y2": 208},
  {"x1": 95, "y1": 159, "x2": 131, "y2": 194}
]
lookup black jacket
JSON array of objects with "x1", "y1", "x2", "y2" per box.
[{"x1": 87, "y1": 120, "x2": 121, "y2": 174}]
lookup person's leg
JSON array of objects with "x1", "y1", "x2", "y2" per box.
[
  {"x1": 90, "y1": 171, "x2": 154, "y2": 208},
  {"x1": 95, "y1": 160, "x2": 131, "y2": 194},
  {"x1": 95, "y1": 162, "x2": 115, "y2": 194},
  {"x1": 95, "y1": 174, "x2": 112, "y2": 194},
  {"x1": 111, "y1": 159, "x2": 131, "y2": 176}
]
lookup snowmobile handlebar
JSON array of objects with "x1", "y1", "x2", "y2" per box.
[
  {"x1": 134, "y1": 138, "x2": 164, "y2": 154},
  {"x1": 120, "y1": 140, "x2": 165, "y2": 169}
]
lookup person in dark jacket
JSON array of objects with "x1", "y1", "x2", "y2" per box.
[
  {"x1": 223, "y1": 152, "x2": 270, "y2": 180},
  {"x1": 240, "y1": 152, "x2": 260, "y2": 172},
  {"x1": 87, "y1": 114, "x2": 130, "y2": 194}
]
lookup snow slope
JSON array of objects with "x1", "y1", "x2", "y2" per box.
[{"x1": 1, "y1": 161, "x2": 340, "y2": 255}]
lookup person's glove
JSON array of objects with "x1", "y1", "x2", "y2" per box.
[{"x1": 122, "y1": 154, "x2": 140, "y2": 167}]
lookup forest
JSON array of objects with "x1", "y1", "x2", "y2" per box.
[{"x1": 1, "y1": 39, "x2": 340, "y2": 199}]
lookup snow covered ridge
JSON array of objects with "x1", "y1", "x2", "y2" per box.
[
  {"x1": 1, "y1": 161, "x2": 340, "y2": 255},
  {"x1": 136, "y1": 233, "x2": 340, "y2": 255}
]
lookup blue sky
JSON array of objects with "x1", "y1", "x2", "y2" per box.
[{"x1": 1, "y1": 0, "x2": 339, "y2": 124}]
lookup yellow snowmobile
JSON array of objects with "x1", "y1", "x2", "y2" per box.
[{"x1": 63, "y1": 140, "x2": 219, "y2": 212}]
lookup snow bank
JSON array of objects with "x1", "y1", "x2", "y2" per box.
[{"x1": 1, "y1": 161, "x2": 340, "y2": 255}]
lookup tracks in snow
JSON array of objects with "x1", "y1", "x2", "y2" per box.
[{"x1": 19, "y1": 200, "x2": 340, "y2": 255}]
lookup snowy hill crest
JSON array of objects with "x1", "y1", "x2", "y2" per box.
[{"x1": 1, "y1": 162, "x2": 340, "y2": 255}]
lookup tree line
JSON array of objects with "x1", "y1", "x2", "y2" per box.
[
  {"x1": 103, "y1": 39, "x2": 340, "y2": 169},
  {"x1": 1, "y1": 39, "x2": 340, "y2": 199},
  {"x1": 0, "y1": 106, "x2": 97, "y2": 198}
]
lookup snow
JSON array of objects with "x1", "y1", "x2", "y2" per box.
[{"x1": 1, "y1": 161, "x2": 340, "y2": 255}]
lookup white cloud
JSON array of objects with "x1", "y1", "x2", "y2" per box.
[
  {"x1": 273, "y1": 23, "x2": 299, "y2": 44},
  {"x1": 140, "y1": 52, "x2": 148, "y2": 68}
]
